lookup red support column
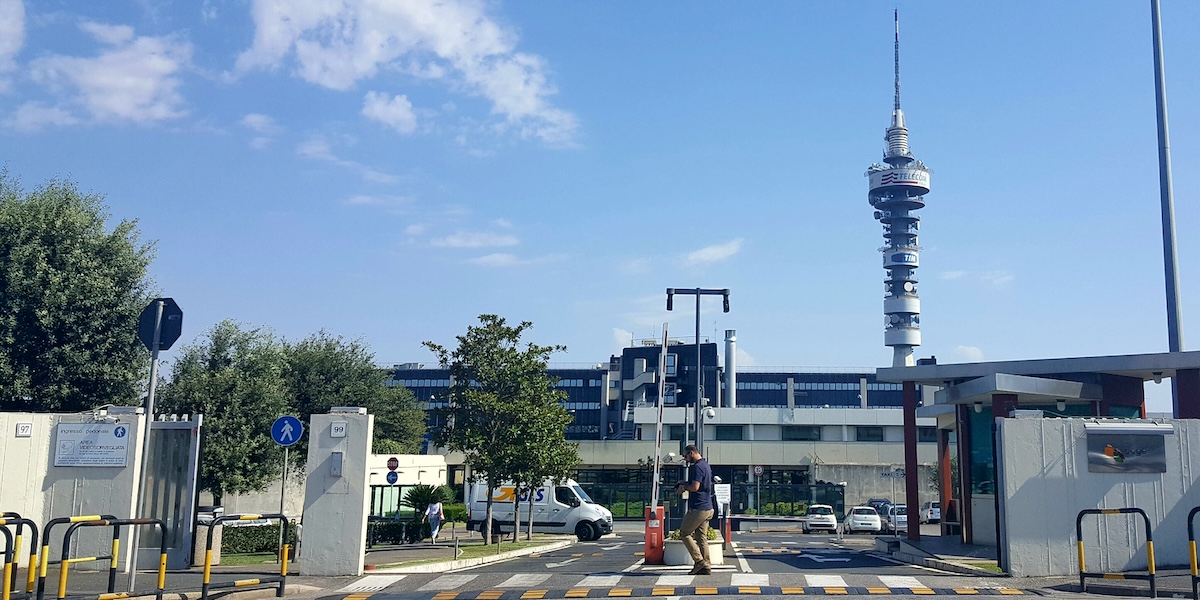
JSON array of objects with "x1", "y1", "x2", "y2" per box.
[
  {"x1": 938, "y1": 429, "x2": 953, "y2": 537},
  {"x1": 903, "y1": 380, "x2": 920, "y2": 541}
]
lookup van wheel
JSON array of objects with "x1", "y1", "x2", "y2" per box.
[{"x1": 575, "y1": 521, "x2": 597, "y2": 541}]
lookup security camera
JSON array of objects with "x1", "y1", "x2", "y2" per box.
[{"x1": 667, "y1": 452, "x2": 676, "y2": 461}]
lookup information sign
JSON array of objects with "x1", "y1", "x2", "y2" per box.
[
  {"x1": 386, "y1": 471, "x2": 399, "y2": 485},
  {"x1": 54, "y1": 423, "x2": 131, "y2": 467},
  {"x1": 714, "y1": 483, "x2": 731, "y2": 507}
]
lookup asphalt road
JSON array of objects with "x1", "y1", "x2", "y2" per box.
[{"x1": 320, "y1": 530, "x2": 1044, "y2": 600}]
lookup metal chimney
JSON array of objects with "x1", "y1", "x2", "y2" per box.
[{"x1": 724, "y1": 330, "x2": 737, "y2": 408}]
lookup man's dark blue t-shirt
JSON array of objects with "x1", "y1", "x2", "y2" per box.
[{"x1": 688, "y1": 458, "x2": 714, "y2": 511}]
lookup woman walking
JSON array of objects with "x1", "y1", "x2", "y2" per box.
[{"x1": 423, "y1": 499, "x2": 445, "y2": 543}]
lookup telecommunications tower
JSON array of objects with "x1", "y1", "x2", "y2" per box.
[{"x1": 867, "y1": 10, "x2": 931, "y2": 368}]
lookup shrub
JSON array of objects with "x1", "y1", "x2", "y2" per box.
[
  {"x1": 744, "y1": 508, "x2": 757, "y2": 515},
  {"x1": 443, "y1": 503, "x2": 467, "y2": 523},
  {"x1": 667, "y1": 528, "x2": 719, "y2": 541},
  {"x1": 220, "y1": 522, "x2": 297, "y2": 554}
]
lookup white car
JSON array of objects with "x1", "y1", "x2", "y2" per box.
[
  {"x1": 841, "y1": 506, "x2": 882, "y2": 534},
  {"x1": 803, "y1": 504, "x2": 838, "y2": 533},
  {"x1": 919, "y1": 501, "x2": 940, "y2": 524},
  {"x1": 884, "y1": 504, "x2": 909, "y2": 532}
]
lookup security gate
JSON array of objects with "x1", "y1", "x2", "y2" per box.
[{"x1": 136, "y1": 416, "x2": 203, "y2": 569}]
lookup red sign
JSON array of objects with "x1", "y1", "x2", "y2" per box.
[{"x1": 387, "y1": 457, "x2": 399, "y2": 471}]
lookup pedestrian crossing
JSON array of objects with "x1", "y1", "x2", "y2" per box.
[{"x1": 335, "y1": 572, "x2": 1027, "y2": 598}]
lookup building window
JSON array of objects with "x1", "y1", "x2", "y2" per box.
[
  {"x1": 782, "y1": 426, "x2": 822, "y2": 441},
  {"x1": 856, "y1": 426, "x2": 884, "y2": 442},
  {"x1": 665, "y1": 354, "x2": 677, "y2": 376},
  {"x1": 668, "y1": 425, "x2": 685, "y2": 441},
  {"x1": 918, "y1": 427, "x2": 938, "y2": 443},
  {"x1": 714, "y1": 426, "x2": 743, "y2": 441}
]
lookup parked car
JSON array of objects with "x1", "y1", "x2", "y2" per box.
[
  {"x1": 883, "y1": 504, "x2": 908, "y2": 533},
  {"x1": 866, "y1": 498, "x2": 892, "y2": 515},
  {"x1": 841, "y1": 506, "x2": 883, "y2": 534},
  {"x1": 919, "y1": 501, "x2": 940, "y2": 524},
  {"x1": 802, "y1": 504, "x2": 838, "y2": 533}
]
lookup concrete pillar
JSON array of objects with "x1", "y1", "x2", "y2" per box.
[{"x1": 300, "y1": 410, "x2": 374, "y2": 576}]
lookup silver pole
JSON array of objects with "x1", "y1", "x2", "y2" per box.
[
  {"x1": 129, "y1": 300, "x2": 163, "y2": 592},
  {"x1": 1151, "y1": 0, "x2": 1185, "y2": 415}
]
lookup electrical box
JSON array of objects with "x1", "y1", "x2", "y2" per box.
[{"x1": 330, "y1": 451, "x2": 344, "y2": 477}]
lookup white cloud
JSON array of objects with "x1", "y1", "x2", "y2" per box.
[
  {"x1": 954, "y1": 345, "x2": 985, "y2": 362},
  {"x1": 201, "y1": 1, "x2": 218, "y2": 22},
  {"x1": 343, "y1": 194, "x2": 410, "y2": 208},
  {"x1": 466, "y1": 252, "x2": 564, "y2": 268},
  {"x1": 980, "y1": 271, "x2": 1014, "y2": 287},
  {"x1": 235, "y1": 0, "x2": 578, "y2": 145},
  {"x1": 685, "y1": 238, "x2": 743, "y2": 266},
  {"x1": 0, "y1": 0, "x2": 25, "y2": 86},
  {"x1": 362, "y1": 91, "x2": 417, "y2": 134},
  {"x1": 735, "y1": 347, "x2": 757, "y2": 368},
  {"x1": 4, "y1": 102, "x2": 80, "y2": 132},
  {"x1": 492, "y1": 218, "x2": 513, "y2": 228},
  {"x1": 431, "y1": 231, "x2": 518, "y2": 248},
  {"x1": 296, "y1": 137, "x2": 398, "y2": 183},
  {"x1": 29, "y1": 22, "x2": 192, "y2": 123},
  {"x1": 240, "y1": 113, "x2": 280, "y2": 134},
  {"x1": 612, "y1": 328, "x2": 634, "y2": 352},
  {"x1": 404, "y1": 224, "x2": 426, "y2": 235},
  {"x1": 940, "y1": 271, "x2": 967, "y2": 280}
]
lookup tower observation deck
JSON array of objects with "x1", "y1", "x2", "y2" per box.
[{"x1": 867, "y1": 10, "x2": 931, "y2": 368}]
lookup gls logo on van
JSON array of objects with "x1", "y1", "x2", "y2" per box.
[{"x1": 491, "y1": 487, "x2": 547, "y2": 503}]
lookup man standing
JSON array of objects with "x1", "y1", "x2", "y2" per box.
[{"x1": 675, "y1": 444, "x2": 714, "y2": 575}]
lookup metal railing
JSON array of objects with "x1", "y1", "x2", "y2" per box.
[
  {"x1": 1187, "y1": 506, "x2": 1200, "y2": 600},
  {"x1": 1, "y1": 513, "x2": 39, "y2": 596},
  {"x1": 1076, "y1": 507, "x2": 1156, "y2": 598},
  {"x1": 53, "y1": 519, "x2": 167, "y2": 600},
  {"x1": 37, "y1": 516, "x2": 117, "y2": 600},
  {"x1": 199, "y1": 514, "x2": 290, "y2": 600}
]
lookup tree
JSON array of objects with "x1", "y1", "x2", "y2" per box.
[
  {"x1": 283, "y1": 331, "x2": 426, "y2": 459},
  {"x1": 156, "y1": 320, "x2": 290, "y2": 505},
  {"x1": 423, "y1": 314, "x2": 568, "y2": 543},
  {"x1": 0, "y1": 173, "x2": 155, "y2": 412}
]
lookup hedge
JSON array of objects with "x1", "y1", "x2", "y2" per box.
[{"x1": 219, "y1": 523, "x2": 297, "y2": 554}]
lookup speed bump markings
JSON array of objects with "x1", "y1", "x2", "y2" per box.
[{"x1": 329, "y1": 586, "x2": 1028, "y2": 599}]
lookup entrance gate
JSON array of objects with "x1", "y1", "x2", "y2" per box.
[{"x1": 135, "y1": 417, "x2": 203, "y2": 570}]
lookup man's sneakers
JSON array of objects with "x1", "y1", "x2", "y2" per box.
[{"x1": 687, "y1": 563, "x2": 712, "y2": 575}]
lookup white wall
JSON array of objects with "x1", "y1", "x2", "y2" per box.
[
  {"x1": 999, "y1": 418, "x2": 1200, "y2": 577},
  {"x1": 0, "y1": 411, "x2": 146, "y2": 569},
  {"x1": 299, "y1": 412, "x2": 373, "y2": 576}
]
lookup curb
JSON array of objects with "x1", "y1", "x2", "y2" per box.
[
  {"x1": 368, "y1": 539, "x2": 576, "y2": 573},
  {"x1": 1069, "y1": 582, "x2": 1191, "y2": 598},
  {"x1": 883, "y1": 551, "x2": 1007, "y2": 578},
  {"x1": 109, "y1": 583, "x2": 322, "y2": 600}
]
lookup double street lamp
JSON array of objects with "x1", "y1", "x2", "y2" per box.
[{"x1": 666, "y1": 287, "x2": 730, "y2": 455}]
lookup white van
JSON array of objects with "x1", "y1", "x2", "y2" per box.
[{"x1": 467, "y1": 479, "x2": 613, "y2": 541}]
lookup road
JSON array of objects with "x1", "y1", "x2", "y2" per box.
[{"x1": 322, "y1": 529, "x2": 1048, "y2": 600}]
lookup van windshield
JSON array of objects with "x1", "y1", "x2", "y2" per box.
[{"x1": 571, "y1": 485, "x2": 596, "y2": 504}]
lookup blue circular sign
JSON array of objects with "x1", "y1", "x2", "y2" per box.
[
  {"x1": 271, "y1": 416, "x2": 304, "y2": 447},
  {"x1": 386, "y1": 471, "x2": 399, "y2": 485}
]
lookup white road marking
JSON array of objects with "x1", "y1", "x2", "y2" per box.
[
  {"x1": 655, "y1": 574, "x2": 694, "y2": 586},
  {"x1": 417, "y1": 574, "x2": 477, "y2": 591},
  {"x1": 736, "y1": 550, "x2": 752, "y2": 572},
  {"x1": 805, "y1": 574, "x2": 848, "y2": 587},
  {"x1": 730, "y1": 573, "x2": 770, "y2": 587},
  {"x1": 498, "y1": 574, "x2": 551, "y2": 587},
  {"x1": 337, "y1": 575, "x2": 406, "y2": 593},
  {"x1": 577, "y1": 574, "x2": 623, "y2": 587},
  {"x1": 878, "y1": 575, "x2": 926, "y2": 589},
  {"x1": 547, "y1": 557, "x2": 581, "y2": 568}
]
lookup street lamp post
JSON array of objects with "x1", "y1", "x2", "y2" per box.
[{"x1": 666, "y1": 288, "x2": 730, "y2": 456}]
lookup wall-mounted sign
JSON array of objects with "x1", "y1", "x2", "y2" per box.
[
  {"x1": 1087, "y1": 433, "x2": 1167, "y2": 473},
  {"x1": 15, "y1": 422, "x2": 32, "y2": 438},
  {"x1": 54, "y1": 423, "x2": 131, "y2": 467}
]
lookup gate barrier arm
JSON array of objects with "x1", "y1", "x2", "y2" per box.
[
  {"x1": 1076, "y1": 508, "x2": 1156, "y2": 598},
  {"x1": 36, "y1": 517, "x2": 117, "y2": 600},
  {"x1": 2, "y1": 513, "x2": 40, "y2": 595},
  {"x1": 200, "y1": 514, "x2": 290, "y2": 600},
  {"x1": 1186, "y1": 506, "x2": 1200, "y2": 600}
]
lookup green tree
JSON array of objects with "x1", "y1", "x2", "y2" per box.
[
  {"x1": 0, "y1": 174, "x2": 155, "y2": 412},
  {"x1": 423, "y1": 314, "x2": 567, "y2": 544},
  {"x1": 283, "y1": 331, "x2": 426, "y2": 459},
  {"x1": 506, "y1": 393, "x2": 579, "y2": 540},
  {"x1": 156, "y1": 320, "x2": 289, "y2": 505}
]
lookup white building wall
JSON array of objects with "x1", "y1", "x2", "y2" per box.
[{"x1": 999, "y1": 418, "x2": 1200, "y2": 577}]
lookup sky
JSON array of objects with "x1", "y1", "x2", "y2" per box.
[{"x1": 2, "y1": 1, "x2": 1198, "y2": 413}]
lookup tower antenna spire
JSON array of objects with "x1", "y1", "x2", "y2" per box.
[{"x1": 894, "y1": 8, "x2": 901, "y2": 112}]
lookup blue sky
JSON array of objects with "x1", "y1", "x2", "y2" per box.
[{"x1": 2, "y1": 1, "x2": 1197, "y2": 412}]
